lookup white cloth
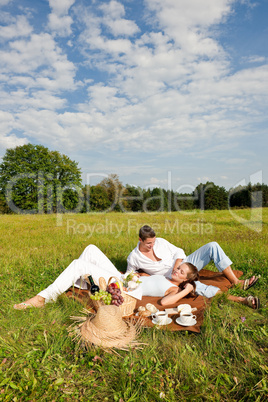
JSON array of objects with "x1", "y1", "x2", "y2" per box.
[
  {"x1": 140, "y1": 275, "x2": 175, "y2": 297},
  {"x1": 126, "y1": 238, "x2": 186, "y2": 276}
]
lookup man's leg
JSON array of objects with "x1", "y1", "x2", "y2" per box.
[
  {"x1": 184, "y1": 242, "x2": 257, "y2": 286},
  {"x1": 184, "y1": 242, "x2": 232, "y2": 272}
]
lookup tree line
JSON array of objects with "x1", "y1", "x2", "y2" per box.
[{"x1": 0, "y1": 144, "x2": 267, "y2": 214}]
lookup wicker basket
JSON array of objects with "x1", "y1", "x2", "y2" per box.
[{"x1": 89, "y1": 276, "x2": 137, "y2": 317}]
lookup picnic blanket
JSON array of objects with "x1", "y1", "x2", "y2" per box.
[{"x1": 66, "y1": 269, "x2": 243, "y2": 333}]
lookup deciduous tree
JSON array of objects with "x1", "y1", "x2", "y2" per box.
[{"x1": 0, "y1": 144, "x2": 82, "y2": 213}]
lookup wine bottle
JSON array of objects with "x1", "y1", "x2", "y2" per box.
[{"x1": 88, "y1": 275, "x2": 99, "y2": 294}]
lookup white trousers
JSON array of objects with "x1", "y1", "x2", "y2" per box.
[{"x1": 38, "y1": 245, "x2": 121, "y2": 302}]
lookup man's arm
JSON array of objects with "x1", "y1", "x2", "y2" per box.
[
  {"x1": 159, "y1": 238, "x2": 186, "y2": 260},
  {"x1": 126, "y1": 251, "x2": 138, "y2": 274},
  {"x1": 172, "y1": 258, "x2": 184, "y2": 272}
]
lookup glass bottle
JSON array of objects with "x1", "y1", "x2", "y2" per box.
[{"x1": 88, "y1": 275, "x2": 99, "y2": 294}]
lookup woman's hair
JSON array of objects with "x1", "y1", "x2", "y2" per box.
[
  {"x1": 179, "y1": 262, "x2": 199, "y2": 297},
  {"x1": 139, "y1": 225, "x2": 156, "y2": 241}
]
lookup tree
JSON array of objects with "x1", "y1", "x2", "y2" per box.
[
  {"x1": 0, "y1": 144, "x2": 82, "y2": 214},
  {"x1": 125, "y1": 185, "x2": 144, "y2": 212},
  {"x1": 98, "y1": 174, "x2": 129, "y2": 211},
  {"x1": 194, "y1": 182, "x2": 228, "y2": 210},
  {"x1": 82, "y1": 185, "x2": 111, "y2": 212}
]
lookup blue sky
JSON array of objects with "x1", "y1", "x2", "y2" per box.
[{"x1": 0, "y1": 0, "x2": 267, "y2": 192}]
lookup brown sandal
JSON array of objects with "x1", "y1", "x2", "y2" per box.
[
  {"x1": 244, "y1": 295, "x2": 260, "y2": 309},
  {"x1": 243, "y1": 275, "x2": 260, "y2": 291}
]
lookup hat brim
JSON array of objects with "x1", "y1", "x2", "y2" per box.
[{"x1": 80, "y1": 316, "x2": 137, "y2": 348}]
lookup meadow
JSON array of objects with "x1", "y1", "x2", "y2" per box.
[{"x1": 0, "y1": 209, "x2": 267, "y2": 401}]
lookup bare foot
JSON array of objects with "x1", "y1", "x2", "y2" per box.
[{"x1": 14, "y1": 295, "x2": 45, "y2": 310}]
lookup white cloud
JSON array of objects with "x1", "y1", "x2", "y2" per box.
[
  {"x1": 98, "y1": 0, "x2": 139, "y2": 37},
  {"x1": 0, "y1": 134, "x2": 27, "y2": 151},
  {"x1": 245, "y1": 56, "x2": 266, "y2": 64},
  {"x1": 47, "y1": 0, "x2": 75, "y2": 36},
  {"x1": 0, "y1": 32, "x2": 77, "y2": 90},
  {"x1": 0, "y1": 15, "x2": 32, "y2": 39},
  {"x1": 99, "y1": 1, "x2": 125, "y2": 19},
  {"x1": 0, "y1": 110, "x2": 27, "y2": 149},
  {"x1": 47, "y1": 14, "x2": 73, "y2": 36},
  {"x1": 0, "y1": 0, "x2": 267, "y2": 190},
  {"x1": 48, "y1": 0, "x2": 75, "y2": 16},
  {"x1": 0, "y1": 0, "x2": 12, "y2": 6}
]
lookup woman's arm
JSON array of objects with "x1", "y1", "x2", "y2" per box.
[{"x1": 160, "y1": 283, "x2": 194, "y2": 306}]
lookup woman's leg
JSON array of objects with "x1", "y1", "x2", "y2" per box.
[
  {"x1": 78, "y1": 244, "x2": 117, "y2": 271},
  {"x1": 74, "y1": 244, "x2": 119, "y2": 289},
  {"x1": 38, "y1": 258, "x2": 121, "y2": 302},
  {"x1": 217, "y1": 290, "x2": 260, "y2": 309},
  {"x1": 14, "y1": 247, "x2": 121, "y2": 309}
]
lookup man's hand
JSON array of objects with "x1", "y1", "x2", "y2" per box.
[{"x1": 172, "y1": 258, "x2": 183, "y2": 272}]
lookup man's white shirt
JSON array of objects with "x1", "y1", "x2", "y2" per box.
[{"x1": 126, "y1": 237, "x2": 186, "y2": 277}]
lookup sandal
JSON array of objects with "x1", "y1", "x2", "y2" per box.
[
  {"x1": 244, "y1": 295, "x2": 260, "y2": 310},
  {"x1": 243, "y1": 275, "x2": 260, "y2": 291}
]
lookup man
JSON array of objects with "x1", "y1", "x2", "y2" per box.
[{"x1": 126, "y1": 225, "x2": 260, "y2": 298}]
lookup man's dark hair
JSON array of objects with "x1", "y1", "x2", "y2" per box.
[{"x1": 139, "y1": 225, "x2": 156, "y2": 241}]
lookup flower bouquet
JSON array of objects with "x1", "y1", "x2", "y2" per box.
[{"x1": 121, "y1": 270, "x2": 142, "y2": 291}]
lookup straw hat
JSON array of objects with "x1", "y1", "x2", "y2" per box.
[{"x1": 72, "y1": 305, "x2": 140, "y2": 349}]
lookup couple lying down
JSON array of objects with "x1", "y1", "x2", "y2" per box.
[{"x1": 14, "y1": 225, "x2": 260, "y2": 310}]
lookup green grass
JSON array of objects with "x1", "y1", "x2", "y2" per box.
[{"x1": 0, "y1": 209, "x2": 267, "y2": 401}]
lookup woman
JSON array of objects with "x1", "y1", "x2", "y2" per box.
[
  {"x1": 158, "y1": 262, "x2": 260, "y2": 309},
  {"x1": 14, "y1": 245, "x2": 260, "y2": 310}
]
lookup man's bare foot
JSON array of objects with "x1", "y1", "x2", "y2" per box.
[{"x1": 13, "y1": 295, "x2": 45, "y2": 310}]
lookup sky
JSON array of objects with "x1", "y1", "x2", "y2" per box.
[{"x1": 0, "y1": 0, "x2": 267, "y2": 193}]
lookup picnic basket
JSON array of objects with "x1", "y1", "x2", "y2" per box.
[{"x1": 89, "y1": 276, "x2": 137, "y2": 317}]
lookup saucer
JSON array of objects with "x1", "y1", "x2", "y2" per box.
[
  {"x1": 152, "y1": 317, "x2": 172, "y2": 326},
  {"x1": 176, "y1": 317, "x2": 197, "y2": 327}
]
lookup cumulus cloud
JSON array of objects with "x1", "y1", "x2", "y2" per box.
[
  {"x1": 0, "y1": 31, "x2": 78, "y2": 114},
  {"x1": 48, "y1": 0, "x2": 76, "y2": 16},
  {"x1": 0, "y1": 0, "x2": 267, "y2": 189},
  {"x1": 47, "y1": 0, "x2": 75, "y2": 36},
  {"x1": 0, "y1": 15, "x2": 32, "y2": 39},
  {"x1": 99, "y1": 0, "x2": 140, "y2": 36},
  {"x1": 0, "y1": 110, "x2": 28, "y2": 150}
]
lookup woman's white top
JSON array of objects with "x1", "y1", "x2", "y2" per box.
[{"x1": 140, "y1": 275, "x2": 174, "y2": 297}]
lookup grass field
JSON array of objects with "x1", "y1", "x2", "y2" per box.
[{"x1": 0, "y1": 209, "x2": 267, "y2": 401}]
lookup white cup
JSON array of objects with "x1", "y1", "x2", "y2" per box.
[
  {"x1": 152, "y1": 311, "x2": 169, "y2": 325},
  {"x1": 178, "y1": 304, "x2": 192, "y2": 314},
  {"x1": 179, "y1": 312, "x2": 196, "y2": 325}
]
